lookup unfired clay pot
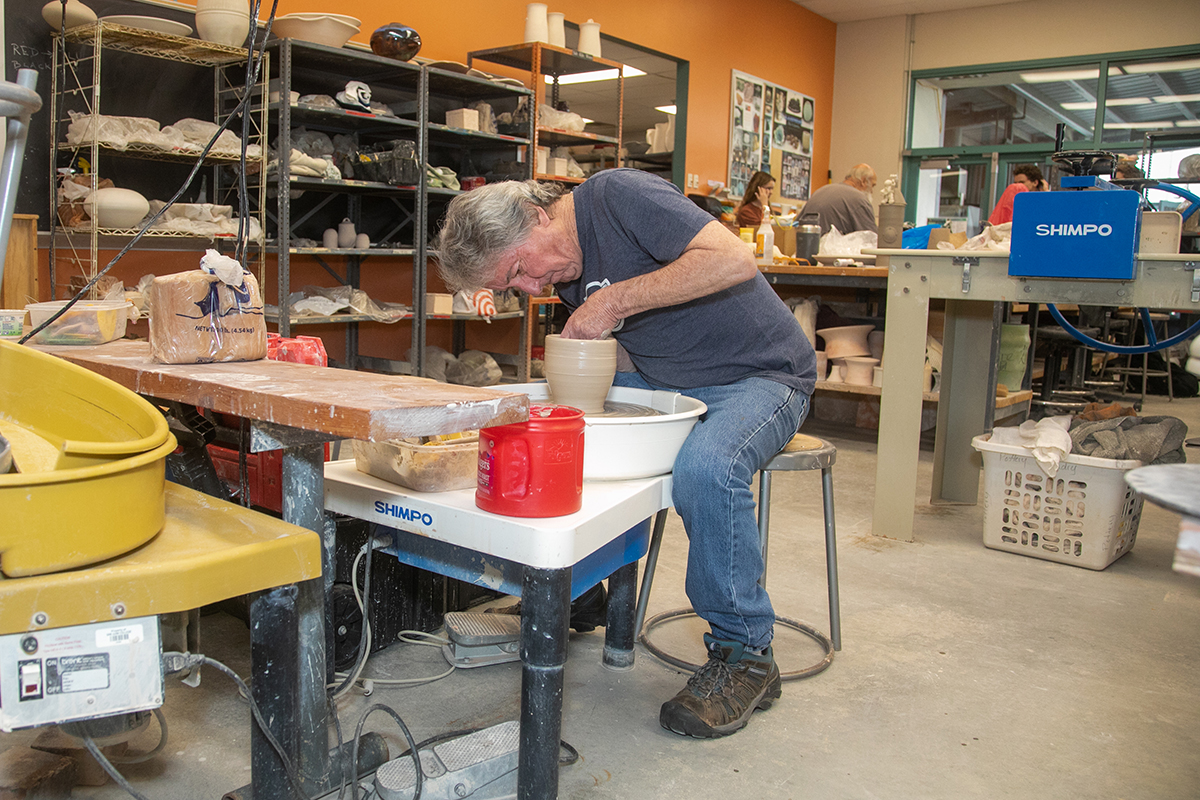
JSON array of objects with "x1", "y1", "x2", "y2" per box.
[
  {"x1": 816, "y1": 324, "x2": 873, "y2": 359},
  {"x1": 843, "y1": 356, "x2": 879, "y2": 387},
  {"x1": 543, "y1": 334, "x2": 616, "y2": 414},
  {"x1": 826, "y1": 358, "x2": 846, "y2": 384}
]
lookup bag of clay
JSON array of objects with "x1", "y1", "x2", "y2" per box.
[
  {"x1": 445, "y1": 350, "x2": 502, "y2": 386},
  {"x1": 148, "y1": 250, "x2": 267, "y2": 364}
]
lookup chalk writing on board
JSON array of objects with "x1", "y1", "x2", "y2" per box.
[{"x1": 11, "y1": 42, "x2": 53, "y2": 74}]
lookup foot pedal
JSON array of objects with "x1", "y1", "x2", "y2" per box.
[
  {"x1": 442, "y1": 612, "x2": 520, "y2": 669},
  {"x1": 375, "y1": 720, "x2": 519, "y2": 800}
]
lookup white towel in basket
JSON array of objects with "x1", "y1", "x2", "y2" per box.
[{"x1": 988, "y1": 416, "x2": 1073, "y2": 477}]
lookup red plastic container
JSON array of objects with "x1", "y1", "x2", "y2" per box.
[{"x1": 476, "y1": 405, "x2": 585, "y2": 517}]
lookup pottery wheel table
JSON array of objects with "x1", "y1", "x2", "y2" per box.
[
  {"x1": 324, "y1": 461, "x2": 673, "y2": 799},
  {"x1": 33, "y1": 340, "x2": 528, "y2": 799}
]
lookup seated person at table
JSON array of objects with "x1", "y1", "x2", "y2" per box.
[
  {"x1": 802, "y1": 163, "x2": 878, "y2": 235},
  {"x1": 435, "y1": 169, "x2": 815, "y2": 740},
  {"x1": 735, "y1": 171, "x2": 775, "y2": 229}
]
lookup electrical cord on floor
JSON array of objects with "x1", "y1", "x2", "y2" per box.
[
  {"x1": 351, "y1": 704, "x2": 422, "y2": 800},
  {"x1": 81, "y1": 736, "x2": 152, "y2": 800},
  {"x1": 331, "y1": 541, "x2": 374, "y2": 699},
  {"x1": 329, "y1": 539, "x2": 457, "y2": 694},
  {"x1": 27, "y1": 0, "x2": 280, "y2": 345}
]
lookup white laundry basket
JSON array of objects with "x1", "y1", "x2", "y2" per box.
[{"x1": 972, "y1": 434, "x2": 1144, "y2": 570}]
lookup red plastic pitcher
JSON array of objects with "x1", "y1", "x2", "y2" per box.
[{"x1": 476, "y1": 405, "x2": 585, "y2": 517}]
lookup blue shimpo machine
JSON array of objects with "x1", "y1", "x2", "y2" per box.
[{"x1": 1009, "y1": 149, "x2": 1141, "y2": 281}]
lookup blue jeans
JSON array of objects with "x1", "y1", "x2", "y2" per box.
[{"x1": 613, "y1": 373, "x2": 810, "y2": 650}]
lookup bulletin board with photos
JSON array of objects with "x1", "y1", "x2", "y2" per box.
[{"x1": 728, "y1": 69, "x2": 815, "y2": 202}]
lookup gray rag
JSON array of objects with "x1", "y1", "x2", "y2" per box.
[{"x1": 1069, "y1": 415, "x2": 1188, "y2": 465}]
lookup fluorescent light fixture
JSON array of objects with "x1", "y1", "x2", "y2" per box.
[
  {"x1": 1153, "y1": 94, "x2": 1200, "y2": 104},
  {"x1": 544, "y1": 66, "x2": 645, "y2": 85},
  {"x1": 1062, "y1": 97, "x2": 1150, "y2": 110},
  {"x1": 1121, "y1": 58, "x2": 1200, "y2": 74},
  {"x1": 1021, "y1": 68, "x2": 1099, "y2": 83},
  {"x1": 1176, "y1": 120, "x2": 1200, "y2": 127},
  {"x1": 1102, "y1": 121, "x2": 1175, "y2": 129},
  {"x1": 655, "y1": 104, "x2": 676, "y2": 115}
]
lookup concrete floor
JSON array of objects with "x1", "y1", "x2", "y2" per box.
[{"x1": 6, "y1": 394, "x2": 1200, "y2": 799}]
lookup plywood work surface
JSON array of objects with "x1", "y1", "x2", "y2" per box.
[{"x1": 34, "y1": 340, "x2": 529, "y2": 441}]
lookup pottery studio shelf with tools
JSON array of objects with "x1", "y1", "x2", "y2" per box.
[
  {"x1": 48, "y1": 21, "x2": 268, "y2": 296},
  {"x1": 252, "y1": 40, "x2": 534, "y2": 377},
  {"x1": 467, "y1": 42, "x2": 624, "y2": 183}
]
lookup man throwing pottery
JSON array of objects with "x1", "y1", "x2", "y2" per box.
[{"x1": 435, "y1": 169, "x2": 816, "y2": 738}]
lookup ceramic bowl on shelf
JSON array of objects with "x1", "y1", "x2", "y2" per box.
[
  {"x1": 92, "y1": 187, "x2": 149, "y2": 228},
  {"x1": 101, "y1": 15, "x2": 192, "y2": 36},
  {"x1": 816, "y1": 324, "x2": 874, "y2": 359},
  {"x1": 42, "y1": 0, "x2": 96, "y2": 31},
  {"x1": 272, "y1": 13, "x2": 360, "y2": 48},
  {"x1": 195, "y1": 9, "x2": 250, "y2": 46}
]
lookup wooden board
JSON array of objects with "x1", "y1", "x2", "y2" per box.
[
  {"x1": 759, "y1": 262, "x2": 889, "y2": 279},
  {"x1": 34, "y1": 340, "x2": 529, "y2": 442},
  {"x1": 1, "y1": 214, "x2": 37, "y2": 308}
]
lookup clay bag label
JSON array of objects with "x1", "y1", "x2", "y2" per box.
[{"x1": 149, "y1": 270, "x2": 267, "y2": 363}]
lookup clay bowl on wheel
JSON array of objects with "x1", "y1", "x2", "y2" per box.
[{"x1": 816, "y1": 324, "x2": 874, "y2": 359}]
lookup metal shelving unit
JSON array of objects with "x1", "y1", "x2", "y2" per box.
[
  {"x1": 49, "y1": 22, "x2": 268, "y2": 298},
  {"x1": 467, "y1": 42, "x2": 624, "y2": 182},
  {"x1": 259, "y1": 41, "x2": 533, "y2": 376}
]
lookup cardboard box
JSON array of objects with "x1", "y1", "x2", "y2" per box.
[
  {"x1": 549, "y1": 157, "x2": 569, "y2": 176},
  {"x1": 426, "y1": 293, "x2": 454, "y2": 315},
  {"x1": 772, "y1": 224, "x2": 796, "y2": 257},
  {"x1": 536, "y1": 146, "x2": 550, "y2": 175},
  {"x1": 446, "y1": 108, "x2": 480, "y2": 131}
]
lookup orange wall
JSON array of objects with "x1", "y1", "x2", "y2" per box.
[{"x1": 185, "y1": 0, "x2": 838, "y2": 189}]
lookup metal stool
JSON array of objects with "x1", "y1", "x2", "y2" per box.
[
  {"x1": 1109, "y1": 310, "x2": 1175, "y2": 406},
  {"x1": 634, "y1": 433, "x2": 841, "y2": 680}
]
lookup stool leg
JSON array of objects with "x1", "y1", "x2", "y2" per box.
[
  {"x1": 633, "y1": 509, "x2": 669, "y2": 640},
  {"x1": 603, "y1": 561, "x2": 638, "y2": 670},
  {"x1": 756, "y1": 469, "x2": 772, "y2": 589},
  {"x1": 822, "y1": 467, "x2": 842, "y2": 651}
]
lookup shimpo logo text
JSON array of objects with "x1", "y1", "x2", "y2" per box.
[
  {"x1": 374, "y1": 501, "x2": 433, "y2": 526},
  {"x1": 1035, "y1": 223, "x2": 1113, "y2": 237}
]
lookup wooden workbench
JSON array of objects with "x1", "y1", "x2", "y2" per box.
[{"x1": 34, "y1": 340, "x2": 529, "y2": 441}]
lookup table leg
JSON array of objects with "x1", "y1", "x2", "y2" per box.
[
  {"x1": 602, "y1": 561, "x2": 638, "y2": 670},
  {"x1": 277, "y1": 444, "x2": 331, "y2": 790},
  {"x1": 931, "y1": 300, "x2": 999, "y2": 504},
  {"x1": 519, "y1": 566, "x2": 571, "y2": 800},
  {"x1": 874, "y1": 260, "x2": 930, "y2": 541}
]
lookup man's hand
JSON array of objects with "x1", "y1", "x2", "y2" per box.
[{"x1": 560, "y1": 286, "x2": 620, "y2": 339}]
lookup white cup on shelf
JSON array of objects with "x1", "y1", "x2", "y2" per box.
[
  {"x1": 547, "y1": 12, "x2": 565, "y2": 47},
  {"x1": 524, "y1": 3, "x2": 548, "y2": 43},
  {"x1": 577, "y1": 19, "x2": 601, "y2": 56}
]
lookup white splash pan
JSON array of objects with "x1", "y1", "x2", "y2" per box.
[{"x1": 501, "y1": 383, "x2": 705, "y2": 481}]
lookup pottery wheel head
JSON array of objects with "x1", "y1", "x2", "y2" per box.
[{"x1": 585, "y1": 401, "x2": 663, "y2": 419}]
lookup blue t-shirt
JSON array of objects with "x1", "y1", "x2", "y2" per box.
[{"x1": 556, "y1": 169, "x2": 814, "y2": 393}]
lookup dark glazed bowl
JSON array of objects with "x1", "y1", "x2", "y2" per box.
[{"x1": 370, "y1": 24, "x2": 421, "y2": 61}]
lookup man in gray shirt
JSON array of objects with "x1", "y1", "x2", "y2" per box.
[
  {"x1": 436, "y1": 170, "x2": 815, "y2": 741},
  {"x1": 803, "y1": 163, "x2": 878, "y2": 235}
]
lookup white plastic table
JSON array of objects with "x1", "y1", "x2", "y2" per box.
[{"x1": 324, "y1": 460, "x2": 673, "y2": 799}]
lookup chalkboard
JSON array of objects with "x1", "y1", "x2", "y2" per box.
[{"x1": 6, "y1": 0, "x2": 227, "y2": 226}]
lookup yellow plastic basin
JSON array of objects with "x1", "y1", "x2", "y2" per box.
[{"x1": 0, "y1": 340, "x2": 176, "y2": 577}]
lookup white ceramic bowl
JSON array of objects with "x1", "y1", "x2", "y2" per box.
[
  {"x1": 195, "y1": 9, "x2": 249, "y2": 46},
  {"x1": 272, "y1": 13, "x2": 360, "y2": 47},
  {"x1": 501, "y1": 383, "x2": 706, "y2": 481},
  {"x1": 92, "y1": 187, "x2": 149, "y2": 228}
]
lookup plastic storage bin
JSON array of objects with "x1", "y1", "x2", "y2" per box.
[
  {"x1": 972, "y1": 433, "x2": 1144, "y2": 570},
  {"x1": 24, "y1": 300, "x2": 133, "y2": 345}
]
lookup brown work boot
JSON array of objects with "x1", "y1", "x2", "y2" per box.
[{"x1": 659, "y1": 634, "x2": 781, "y2": 738}]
